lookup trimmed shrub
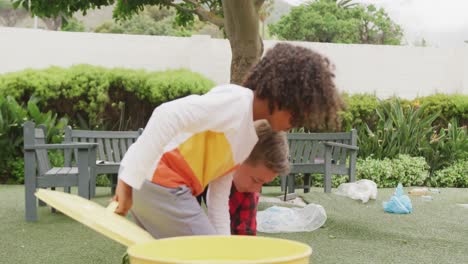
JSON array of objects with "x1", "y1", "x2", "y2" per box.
[
  {"x1": 417, "y1": 94, "x2": 468, "y2": 128},
  {"x1": 0, "y1": 65, "x2": 215, "y2": 130},
  {"x1": 356, "y1": 155, "x2": 429, "y2": 187},
  {"x1": 340, "y1": 93, "x2": 380, "y2": 132},
  {"x1": 427, "y1": 160, "x2": 468, "y2": 187}
]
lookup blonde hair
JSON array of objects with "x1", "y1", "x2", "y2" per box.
[{"x1": 245, "y1": 120, "x2": 290, "y2": 176}]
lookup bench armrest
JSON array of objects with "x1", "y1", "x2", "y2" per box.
[{"x1": 323, "y1": 141, "x2": 359, "y2": 151}]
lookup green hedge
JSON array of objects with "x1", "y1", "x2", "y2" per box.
[
  {"x1": 352, "y1": 98, "x2": 467, "y2": 174},
  {"x1": 340, "y1": 93, "x2": 380, "y2": 131},
  {"x1": 1, "y1": 66, "x2": 466, "y2": 186},
  {"x1": 341, "y1": 93, "x2": 468, "y2": 130},
  {"x1": 276, "y1": 155, "x2": 429, "y2": 188},
  {"x1": 427, "y1": 159, "x2": 468, "y2": 188},
  {"x1": 1, "y1": 66, "x2": 465, "y2": 131},
  {"x1": 356, "y1": 155, "x2": 429, "y2": 188},
  {"x1": 286, "y1": 155, "x2": 430, "y2": 189},
  {"x1": 356, "y1": 100, "x2": 437, "y2": 160},
  {"x1": 417, "y1": 94, "x2": 468, "y2": 128},
  {"x1": 0, "y1": 66, "x2": 214, "y2": 183},
  {"x1": 0, "y1": 65, "x2": 215, "y2": 130},
  {"x1": 0, "y1": 96, "x2": 67, "y2": 183}
]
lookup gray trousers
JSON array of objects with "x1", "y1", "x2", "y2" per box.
[{"x1": 131, "y1": 180, "x2": 217, "y2": 239}]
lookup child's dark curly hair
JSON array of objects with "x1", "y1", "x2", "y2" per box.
[{"x1": 242, "y1": 43, "x2": 343, "y2": 130}]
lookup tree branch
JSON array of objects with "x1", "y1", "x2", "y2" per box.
[
  {"x1": 164, "y1": 1, "x2": 193, "y2": 13},
  {"x1": 181, "y1": 0, "x2": 224, "y2": 27}
]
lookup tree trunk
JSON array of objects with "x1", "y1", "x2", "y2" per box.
[
  {"x1": 222, "y1": 0, "x2": 263, "y2": 84},
  {"x1": 262, "y1": 20, "x2": 266, "y2": 39},
  {"x1": 42, "y1": 17, "x2": 62, "y2": 31}
]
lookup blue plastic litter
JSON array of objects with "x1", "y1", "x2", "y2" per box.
[{"x1": 383, "y1": 183, "x2": 413, "y2": 214}]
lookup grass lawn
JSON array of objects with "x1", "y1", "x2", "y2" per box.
[{"x1": 1, "y1": 185, "x2": 467, "y2": 264}]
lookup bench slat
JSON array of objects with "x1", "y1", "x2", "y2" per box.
[
  {"x1": 302, "y1": 141, "x2": 312, "y2": 163},
  {"x1": 332, "y1": 140, "x2": 342, "y2": 164},
  {"x1": 105, "y1": 138, "x2": 114, "y2": 162},
  {"x1": 127, "y1": 138, "x2": 134, "y2": 151},
  {"x1": 309, "y1": 141, "x2": 319, "y2": 163},
  {"x1": 120, "y1": 138, "x2": 128, "y2": 156},
  {"x1": 96, "y1": 138, "x2": 106, "y2": 161},
  {"x1": 316, "y1": 143, "x2": 325, "y2": 162},
  {"x1": 289, "y1": 140, "x2": 297, "y2": 162},
  {"x1": 112, "y1": 138, "x2": 121, "y2": 162},
  {"x1": 340, "y1": 139, "x2": 350, "y2": 164}
]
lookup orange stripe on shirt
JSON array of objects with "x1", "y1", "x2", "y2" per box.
[
  {"x1": 151, "y1": 148, "x2": 204, "y2": 195},
  {"x1": 152, "y1": 131, "x2": 237, "y2": 196}
]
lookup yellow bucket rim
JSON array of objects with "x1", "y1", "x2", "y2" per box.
[{"x1": 128, "y1": 235, "x2": 312, "y2": 264}]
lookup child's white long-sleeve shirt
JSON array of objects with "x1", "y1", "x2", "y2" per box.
[{"x1": 118, "y1": 84, "x2": 258, "y2": 234}]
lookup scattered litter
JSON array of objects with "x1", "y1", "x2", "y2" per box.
[
  {"x1": 383, "y1": 183, "x2": 413, "y2": 214},
  {"x1": 409, "y1": 187, "x2": 440, "y2": 196},
  {"x1": 421, "y1": 195, "x2": 433, "y2": 201},
  {"x1": 335, "y1": 179, "x2": 377, "y2": 203},
  {"x1": 259, "y1": 196, "x2": 307, "y2": 207},
  {"x1": 409, "y1": 187, "x2": 429, "y2": 196},
  {"x1": 257, "y1": 204, "x2": 327, "y2": 233}
]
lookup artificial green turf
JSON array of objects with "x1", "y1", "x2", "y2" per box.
[
  {"x1": 0, "y1": 185, "x2": 126, "y2": 264},
  {"x1": 260, "y1": 186, "x2": 468, "y2": 264},
  {"x1": 1, "y1": 185, "x2": 467, "y2": 264}
]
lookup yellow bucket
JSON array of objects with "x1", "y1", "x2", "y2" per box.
[
  {"x1": 128, "y1": 236, "x2": 312, "y2": 264},
  {"x1": 35, "y1": 190, "x2": 312, "y2": 263}
]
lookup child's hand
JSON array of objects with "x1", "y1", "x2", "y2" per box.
[{"x1": 113, "y1": 179, "x2": 133, "y2": 216}]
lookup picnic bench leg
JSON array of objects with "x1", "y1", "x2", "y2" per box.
[
  {"x1": 349, "y1": 129, "x2": 357, "y2": 183},
  {"x1": 304, "y1": 173, "x2": 311, "y2": 193},
  {"x1": 24, "y1": 150, "x2": 38, "y2": 222},
  {"x1": 324, "y1": 147, "x2": 333, "y2": 193},
  {"x1": 24, "y1": 122, "x2": 38, "y2": 222},
  {"x1": 89, "y1": 148, "x2": 97, "y2": 198},
  {"x1": 111, "y1": 174, "x2": 117, "y2": 195},
  {"x1": 280, "y1": 175, "x2": 287, "y2": 192},
  {"x1": 63, "y1": 131, "x2": 72, "y2": 194},
  {"x1": 287, "y1": 174, "x2": 295, "y2": 194},
  {"x1": 77, "y1": 149, "x2": 90, "y2": 199},
  {"x1": 349, "y1": 151, "x2": 357, "y2": 183},
  {"x1": 283, "y1": 175, "x2": 288, "y2": 201}
]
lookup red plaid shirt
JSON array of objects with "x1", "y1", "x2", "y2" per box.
[{"x1": 229, "y1": 185, "x2": 260, "y2": 235}]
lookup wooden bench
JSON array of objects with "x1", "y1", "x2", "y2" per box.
[
  {"x1": 24, "y1": 121, "x2": 98, "y2": 221},
  {"x1": 63, "y1": 127, "x2": 143, "y2": 197},
  {"x1": 281, "y1": 130, "x2": 359, "y2": 194}
]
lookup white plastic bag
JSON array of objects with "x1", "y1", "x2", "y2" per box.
[
  {"x1": 335, "y1": 179, "x2": 377, "y2": 203},
  {"x1": 257, "y1": 204, "x2": 327, "y2": 233}
]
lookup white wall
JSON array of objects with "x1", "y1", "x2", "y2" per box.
[
  {"x1": 1, "y1": 27, "x2": 467, "y2": 99},
  {"x1": 462, "y1": 48, "x2": 468, "y2": 95}
]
